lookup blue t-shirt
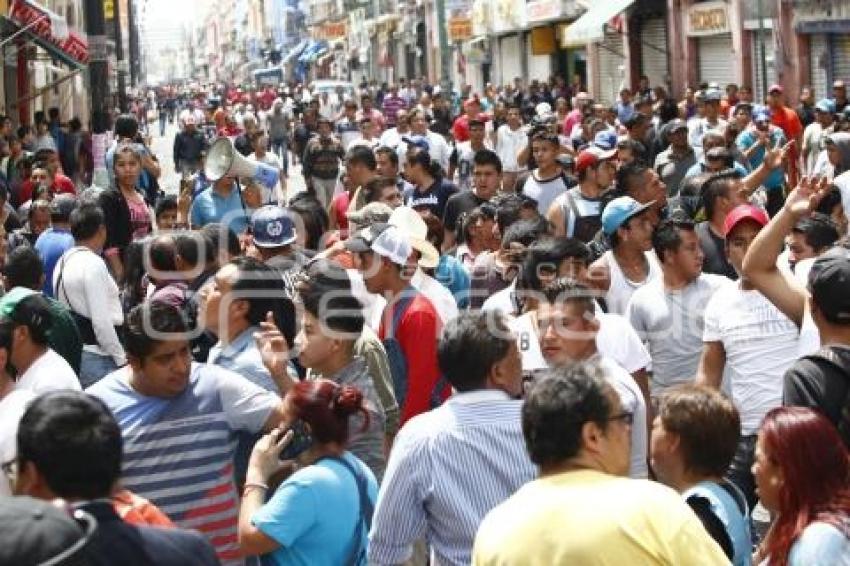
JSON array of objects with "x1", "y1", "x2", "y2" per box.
[
  {"x1": 435, "y1": 254, "x2": 470, "y2": 308},
  {"x1": 736, "y1": 128, "x2": 787, "y2": 190},
  {"x1": 788, "y1": 521, "x2": 850, "y2": 566},
  {"x1": 189, "y1": 185, "x2": 249, "y2": 234},
  {"x1": 252, "y1": 453, "x2": 378, "y2": 566},
  {"x1": 35, "y1": 228, "x2": 75, "y2": 297}
]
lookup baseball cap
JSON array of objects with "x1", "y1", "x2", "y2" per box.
[
  {"x1": 722, "y1": 204, "x2": 769, "y2": 237},
  {"x1": 704, "y1": 88, "x2": 722, "y2": 102},
  {"x1": 389, "y1": 206, "x2": 440, "y2": 268},
  {"x1": 49, "y1": 193, "x2": 78, "y2": 218},
  {"x1": 602, "y1": 196, "x2": 655, "y2": 235},
  {"x1": 535, "y1": 102, "x2": 552, "y2": 116},
  {"x1": 808, "y1": 246, "x2": 850, "y2": 323},
  {"x1": 593, "y1": 130, "x2": 617, "y2": 151},
  {"x1": 0, "y1": 497, "x2": 93, "y2": 565},
  {"x1": 575, "y1": 151, "x2": 601, "y2": 175},
  {"x1": 402, "y1": 135, "x2": 430, "y2": 152},
  {"x1": 753, "y1": 106, "x2": 772, "y2": 123},
  {"x1": 250, "y1": 206, "x2": 297, "y2": 248},
  {"x1": 768, "y1": 84, "x2": 784, "y2": 94},
  {"x1": 667, "y1": 118, "x2": 688, "y2": 133},
  {"x1": 345, "y1": 223, "x2": 412, "y2": 266},
  {"x1": 815, "y1": 98, "x2": 837, "y2": 114},
  {"x1": 347, "y1": 202, "x2": 394, "y2": 226}
]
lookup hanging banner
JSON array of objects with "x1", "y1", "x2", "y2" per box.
[{"x1": 446, "y1": 0, "x2": 473, "y2": 42}]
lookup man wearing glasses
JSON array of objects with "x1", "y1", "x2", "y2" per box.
[
  {"x1": 533, "y1": 277, "x2": 648, "y2": 479},
  {"x1": 472, "y1": 360, "x2": 729, "y2": 566}
]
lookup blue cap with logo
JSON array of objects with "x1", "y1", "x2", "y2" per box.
[
  {"x1": 815, "y1": 98, "x2": 837, "y2": 114},
  {"x1": 593, "y1": 130, "x2": 617, "y2": 151},
  {"x1": 402, "y1": 135, "x2": 430, "y2": 152},
  {"x1": 251, "y1": 205, "x2": 297, "y2": 248},
  {"x1": 601, "y1": 196, "x2": 656, "y2": 236}
]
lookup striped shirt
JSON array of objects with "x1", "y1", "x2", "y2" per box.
[
  {"x1": 87, "y1": 363, "x2": 279, "y2": 565},
  {"x1": 368, "y1": 390, "x2": 536, "y2": 566}
]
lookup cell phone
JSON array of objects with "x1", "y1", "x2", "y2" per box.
[{"x1": 279, "y1": 420, "x2": 313, "y2": 461}]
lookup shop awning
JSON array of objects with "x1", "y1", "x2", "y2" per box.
[
  {"x1": 563, "y1": 0, "x2": 635, "y2": 46},
  {"x1": 4, "y1": 0, "x2": 87, "y2": 68},
  {"x1": 283, "y1": 39, "x2": 309, "y2": 64}
]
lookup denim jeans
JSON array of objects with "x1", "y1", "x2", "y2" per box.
[
  {"x1": 725, "y1": 434, "x2": 758, "y2": 512},
  {"x1": 79, "y1": 351, "x2": 120, "y2": 389}
]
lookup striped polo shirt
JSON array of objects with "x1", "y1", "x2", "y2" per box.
[{"x1": 88, "y1": 363, "x2": 278, "y2": 565}]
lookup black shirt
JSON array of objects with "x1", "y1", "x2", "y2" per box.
[
  {"x1": 442, "y1": 190, "x2": 487, "y2": 233},
  {"x1": 404, "y1": 179, "x2": 457, "y2": 219},
  {"x1": 696, "y1": 222, "x2": 737, "y2": 280},
  {"x1": 784, "y1": 345, "x2": 850, "y2": 448}
]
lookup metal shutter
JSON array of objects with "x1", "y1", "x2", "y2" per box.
[
  {"x1": 500, "y1": 34, "x2": 521, "y2": 86},
  {"x1": 697, "y1": 34, "x2": 735, "y2": 88},
  {"x1": 832, "y1": 34, "x2": 850, "y2": 84},
  {"x1": 810, "y1": 33, "x2": 829, "y2": 99},
  {"x1": 752, "y1": 30, "x2": 777, "y2": 103},
  {"x1": 598, "y1": 31, "x2": 626, "y2": 104},
  {"x1": 640, "y1": 16, "x2": 668, "y2": 91}
]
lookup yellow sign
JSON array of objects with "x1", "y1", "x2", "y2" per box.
[
  {"x1": 448, "y1": 17, "x2": 473, "y2": 42},
  {"x1": 104, "y1": 0, "x2": 114, "y2": 19}
]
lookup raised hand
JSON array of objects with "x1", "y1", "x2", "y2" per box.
[
  {"x1": 254, "y1": 311, "x2": 292, "y2": 384},
  {"x1": 764, "y1": 140, "x2": 794, "y2": 171},
  {"x1": 784, "y1": 176, "x2": 831, "y2": 219}
]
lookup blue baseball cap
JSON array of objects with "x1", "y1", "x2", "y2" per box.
[
  {"x1": 602, "y1": 196, "x2": 656, "y2": 236},
  {"x1": 401, "y1": 135, "x2": 430, "y2": 152},
  {"x1": 753, "y1": 106, "x2": 771, "y2": 123},
  {"x1": 593, "y1": 130, "x2": 617, "y2": 151},
  {"x1": 815, "y1": 98, "x2": 837, "y2": 114},
  {"x1": 251, "y1": 205, "x2": 297, "y2": 248}
]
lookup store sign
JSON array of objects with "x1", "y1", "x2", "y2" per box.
[
  {"x1": 9, "y1": 0, "x2": 89, "y2": 63},
  {"x1": 317, "y1": 19, "x2": 347, "y2": 41},
  {"x1": 687, "y1": 1, "x2": 730, "y2": 37},
  {"x1": 526, "y1": 0, "x2": 561, "y2": 23},
  {"x1": 103, "y1": 0, "x2": 114, "y2": 19},
  {"x1": 448, "y1": 17, "x2": 473, "y2": 42},
  {"x1": 492, "y1": 0, "x2": 525, "y2": 33}
]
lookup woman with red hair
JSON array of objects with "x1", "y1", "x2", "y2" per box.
[
  {"x1": 753, "y1": 407, "x2": 850, "y2": 565},
  {"x1": 237, "y1": 379, "x2": 378, "y2": 565}
]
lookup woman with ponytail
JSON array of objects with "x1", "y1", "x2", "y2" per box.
[
  {"x1": 238, "y1": 379, "x2": 378, "y2": 565},
  {"x1": 752, "y1": 407, "x2": 850, "y2": 565}
]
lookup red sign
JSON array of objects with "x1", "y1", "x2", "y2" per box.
[{"x1": 9, "y1": 0, "x2": 89, "y2": 64}]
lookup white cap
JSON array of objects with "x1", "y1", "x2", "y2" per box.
[
  {"x1": 389, "y1": 206, "x2": 439, "y2": 268},
  {"x1": 372, "y1": 226, "x2": 413, "y2": 266}
]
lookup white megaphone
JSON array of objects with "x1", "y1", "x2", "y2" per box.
[{"x1": 205, "y1": 137, "x2": 279, "y2": 189}]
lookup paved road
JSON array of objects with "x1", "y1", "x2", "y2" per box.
[{"x1": 147, "y1": 120, "x2": 307, "y2": 201}]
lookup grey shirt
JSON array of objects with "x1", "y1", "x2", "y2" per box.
[
  {"x1": 626, "y1": 273, "x2": 731, "y2": 396},
  {"x1": 654, "y1": 146, "x2": 697, "y2": 196}
]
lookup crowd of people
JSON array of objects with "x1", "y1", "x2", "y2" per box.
[{"x1": 0, "y1": 72, "x2": 849, "y2": 566}]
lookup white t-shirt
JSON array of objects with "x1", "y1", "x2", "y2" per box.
[
  {"x1": 496, "y1": 124, "x2": 529, "y2": 172},
  {"x1": 596, "y1": 311, "x2": 652, "y2": 374},
  {"x1": 597, "y1": 356, "x2": 648, "y2": 479},
  {"x1": 522, "y1": 170, "x2": 569, "y2": 215},
  {"x1": 627, "y1": 274, "x2": 731, "y2": 396},
  {"x1": 412, "y1": 268, "x2": 458, "y2": 325},
  {"x1": 703, "y1": 284, "x2": 800, "y2": 435},
  {"x1": 15, "y1": 348, "x2": 81, "y2": 394},
  {"x1": 0, "y1": 389, "x2": 34, "y2": 496},
  {"x1": 602, "y1": 250, "x2": 663, "y2": 316},
  {"x1": 832, "y1": 170, "x2": 850, "y2": 220}
]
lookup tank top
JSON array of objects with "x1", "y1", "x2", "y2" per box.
[
  {"x1": 683, "y1": 481, "x2": 751, "y2": 566},
  {"x1": 556, "y1": 187, "x2": 602, "y2": 243},
  {"x1": 602, "y1": 249, "x2": 661, "y2": 315}
]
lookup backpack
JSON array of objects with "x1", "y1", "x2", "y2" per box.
[
  {"x1": 801, "y1": 345, "x2": 850, "y2": 447},
  {"x1": 382, "y1": 289, "x2": 448, "y2": 410}
]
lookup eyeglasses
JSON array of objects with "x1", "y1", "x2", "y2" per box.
[
  {"x1": 606, "y1": 412, "x2": 634, "y2": 426},
  {"x1": 2, "y1": 459, "x2": 18, "y2": 490}
]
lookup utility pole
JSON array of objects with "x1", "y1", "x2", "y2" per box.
[
  {"x1": 436, "y1": 0, "x2": 451, "y2": 94},
  {"x1": 84, "y1": 0, "x2": 111, "y2": 188},
  {"x1": 114, "y1": 0, "x2": 128, "y2": 112},
  {"x1": 128, "y1": 0, "x2": 139, "y2": 87},
  {"x1": 757, "y1": 0, "x2": 767, "y2": 100}
]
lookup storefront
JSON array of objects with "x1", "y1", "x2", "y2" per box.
[
  {"x1": 499, "y1": 34, "x2": 523, "y2": 86},
  {"x1": 638, "y1": 13, "x2": 668, "y2": 92},
  {"x1": 749, "y1": 27, "x2": 776, "y2": 103},
  {"x1": 4, "y1": 0, "x2": 88, "y2": 126},
  {"x1": 598, "y1": 31, "x2": 626, "y2": 103},
  {"x1": 527, "y1": 26, "x2": 555, "y2": 82},
  {"x1": 794, "y1": 3, "x2": 850, "y2": 99},
  {"x1": 687, "y1": 1, "x2": 735, "y2": 87}
]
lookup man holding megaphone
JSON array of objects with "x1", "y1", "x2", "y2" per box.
[{"x1": 190, "y1": 137, "x2": 282, "y2": 234}]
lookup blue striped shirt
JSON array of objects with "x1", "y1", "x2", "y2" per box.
[
  {"x1": 368, "y1": 390, "x2": 536, "y2": 566},
  {"x1": 87, "y1": 363, "x2": 279, "y2": 565}
]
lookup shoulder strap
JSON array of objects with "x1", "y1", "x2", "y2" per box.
[
  {"x1": 388, "y1": 288, "x2": 416, "y2": 337},
  {"x1": 55, "y1": 248, "x2": 85, "y2": 305},
  {"x1": 562, "y1": 189, "x2": 582, "y2": 238},
  {"x1": 326, "y1": 456, "x2": 373, "y2": 566}
]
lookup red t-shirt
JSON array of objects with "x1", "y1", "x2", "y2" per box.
[
  {"x1": 19, "y1": 173, "x2": 76, "y2": 204},
  {"x1": 379, "y1": 292, "x2": 449, "y2": 424},
  {"x1": 771, "y1": 105, "x2": 803, "y2": 142},
  {"x1": 331, "y1": 191, "x2": 351, "y2": 235}
]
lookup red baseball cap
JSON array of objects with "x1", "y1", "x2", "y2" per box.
[
  {"x1": 768, "y1": 84, "x2": 783, "y2": 94},
  {"x1": 723, "y1": 204, "x2": 770, "y2": 237},
  {"x1": 575, "y1": 150, "x2": 600, "y2": 175}
]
